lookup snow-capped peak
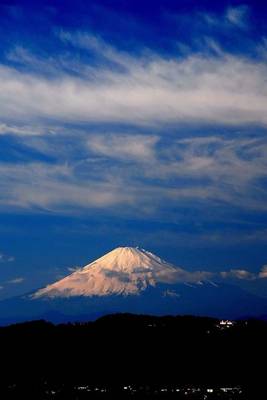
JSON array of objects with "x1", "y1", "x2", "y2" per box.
[{"x1": 33, "y1": 246, "x2": 182, "y2": 299}]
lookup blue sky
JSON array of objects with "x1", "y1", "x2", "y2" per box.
[{"x1": 1, "y1": 0, "x2": 267, "y2": 299}]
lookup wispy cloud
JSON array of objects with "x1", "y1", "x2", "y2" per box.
[
  {"x1": 0, "y1": 252, "x2": 15, "y2": 263},
  {"x1": 258, "y1": 37, "x2": 267, "y2": 59},
  {"x1": 58, "y1": 30, "x2": 132, "y2": 68},
  {"x1": 7, "y1": 277, "x2": 24, "y2": 284},
  {"x1": 0, "y1": 21, "x2": 267, "y2": 220},
  {"x1": 1, "y1": 33, "x2": 267, "y2": 128},
  {"x1": 67, "y1": 266, "x2": 81, "y2": 272},
  {"x1": 0, "y1": 162, "x2": 135, "y2": 211},
  {"x1": 226, "y1": 5, "x2": 250, "y2": 29},
  {"x1": 259, "y1": 265, "x2": 267, "y2": 278},
  {"x1": 0, "y1": 122, "x2": 53, "y2": 136},
  {"x1": 219, "y1": 264, "x2": 267, "y2": 281},
  {"x1": 170, "y1": 264, "x2": 267, "y2": 284},
  {"x1": 0, "y1": 132, "x2": 267, "y2": 216},
  {"x1": 87, "y1": 134, "x2": 158, "y2": 161},
  {"x1": 220, "y1": 269, "x2": 256, "y2": 280}
]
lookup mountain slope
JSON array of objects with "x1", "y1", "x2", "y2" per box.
[
  {"x1": 33, "y1": 247, "x2": 185, "y2": 298},
  {"x1": 0, "y1": 246, "x2": 267, "y2": 325}
]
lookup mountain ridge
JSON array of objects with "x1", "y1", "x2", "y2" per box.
[
  {"x1": 0, "y1": 247, "x2": 266, "y2": 325},
  {"x1": 33, "y1": 246, "x2": 186, "y2": 298}
]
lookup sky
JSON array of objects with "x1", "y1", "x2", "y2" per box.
[{"x1": 0, "y1": 0, "x2": 267, "y2": 299}]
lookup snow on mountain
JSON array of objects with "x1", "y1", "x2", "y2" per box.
[
  {"x1": 2, "y1": 246, "x2": 266, "y2": 322},
  {"x1": 33, "y1": 247, "x2": 188, "y2": 298}
]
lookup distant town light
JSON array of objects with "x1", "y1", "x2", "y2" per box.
[{"x1": 219, "y1": 319, "x2": 234, "y2": 326}]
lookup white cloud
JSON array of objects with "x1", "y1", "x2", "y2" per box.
[
  {"x1": 7, "y1": 277, "x2": 24, "y2": 284},
  {"x1": 177, "y1": 266, "x2": 265, "y2": 284},
  {"x1": 0, "y1": 162, "x2": 136, "y2": 211},
  {"x1": 219, "y1": 264, "x2": 267, "y2": 281},
  {"x1": 166, "y1": 265, "x2": 267, "y2": 285},
  {"x1": 220, "y1": 269, "x2": 256, "y2": 280},
  {"x1": 1, "y1": 36, "x2": 267, "y2": 128},
  {"x1": 173, "y1": 269, "x2": 214, "y2": 283},
  {"x1": 58, "y1": 30, "x2": 131, "y2": 68},
  {"x1": 1, "y1": 33, "x2": 267, "y2": 216},
  {"x1": 0, "y1": 123, "x2": 50, "y2": 136},
  {"x1": 87, "y1": 134, "x2": 158, "y2": 161},
  {"x1": 67, "y1": 266, "x2": 81, "y2": 272},
  {"x1": 0, "y1": 133, "x2": 267, "y2": 215}
]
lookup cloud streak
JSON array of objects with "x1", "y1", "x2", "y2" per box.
[
  {"x1": 0, "y1": 252, "x2": 15, "y2": 263},
  {"x1": 0, "y1": 27, "x2": 267, "y2": 222},
  {"x1": 259, "y1": 265, "x2": 267, "y2": 278},
  {"x1": 7, "y1": 277, "x2": 24, "y2": 284},
  {"x1": 170, "y1": 264, "x2": 267, "y2": 284},
  {"x1": 226, "y1": 5, "x2": 250, "y2": 29},
  {"x1": 220, "y1": 269, "x2": 256, "y2": 280},
  {"x1": 87, "y1": 134, "x2": 158, "y2": 161},
  {"x1": 0, "y1": 162, "x2": 135, "y2": 211},
  {"x1": 0, "y1": 133, "x2": 267, "y2": 215},
  {"x1": 1, "y1": 34, "x2": 267, "y2": 128}
]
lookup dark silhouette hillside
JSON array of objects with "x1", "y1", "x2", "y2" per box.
[{"x1": 0, "y1": 314, "x2": 266, "y2": 399}]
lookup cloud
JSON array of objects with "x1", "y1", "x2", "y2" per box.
[
  {"x1": 168, "y1": 265, "x2": 267, "y2": 284},
  {"x1": 172, "y1": 265, "x2": 267, "y2": 284},
  {"x1": 171, "y1": 270, "x2": 214, "y2": 284},
  {"x1": 219, "y1": 264, "x2": 267, "y2": 281},
  {"x1": 0, "y1": 31, "x2": 267, "y2": 217},
  {"x1": 7, "y1": 277, "x2": 24, "y2": 284},
  {"x1": 163, "y1": 289, "x2": 180, "y2": 298},
  {"x1": 67, "y1": 266, "x2": 82, "y2": 272},
  {"x1": 259, "y1": 265, "x2": 267, "y2": 278},
  {"x1": 102, "y1": 269, "x2": 131, "y2": 283},
  {"x1": 220, "y1": 269, "x2": 256, "y2": 280},
  {"x1": 101, "y1": 263, "x2": 213, "y2": 285},
  {"x1": 58, "y1": 30, "x2": 131, "y2": 69},
  {"x1": 1, "y1": 34, "x2": 267, "y2": 128},
  {"x1": 0, "y1": 132, "x2": 267, "y2": 216},
  {"x1": 6, "y1": 46, "x2": 59, "y2": 76},
  {"x1": 0, "y1": 162, "x2": 136, "y2": 211},
  {"x1": 0, "y1": 252, "x2": 15, "y2": 263},
  {"x1": 226, "y1": 5, "x2": 250, "y2": 29},
  {"x1": 0, "y1": 122, "x2": 57, "y2": 136},
  {"x1": 258, "y1": 37, "x2": 267, "y2": 59},
  {"x1": 87, "y1": 134, "x2": 158, "y2": 161}
]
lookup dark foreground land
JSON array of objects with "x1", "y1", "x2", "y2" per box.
[{"x1": 0, "y1": 313, "x2": 266, "y2": 399}]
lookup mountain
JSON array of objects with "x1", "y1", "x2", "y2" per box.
[
  {"x1": 0, "y1": 246, "x2": 267, "y2": 324},
  {"x1": 33, "y1": 246, "x2": 186, "y2": 298}
]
